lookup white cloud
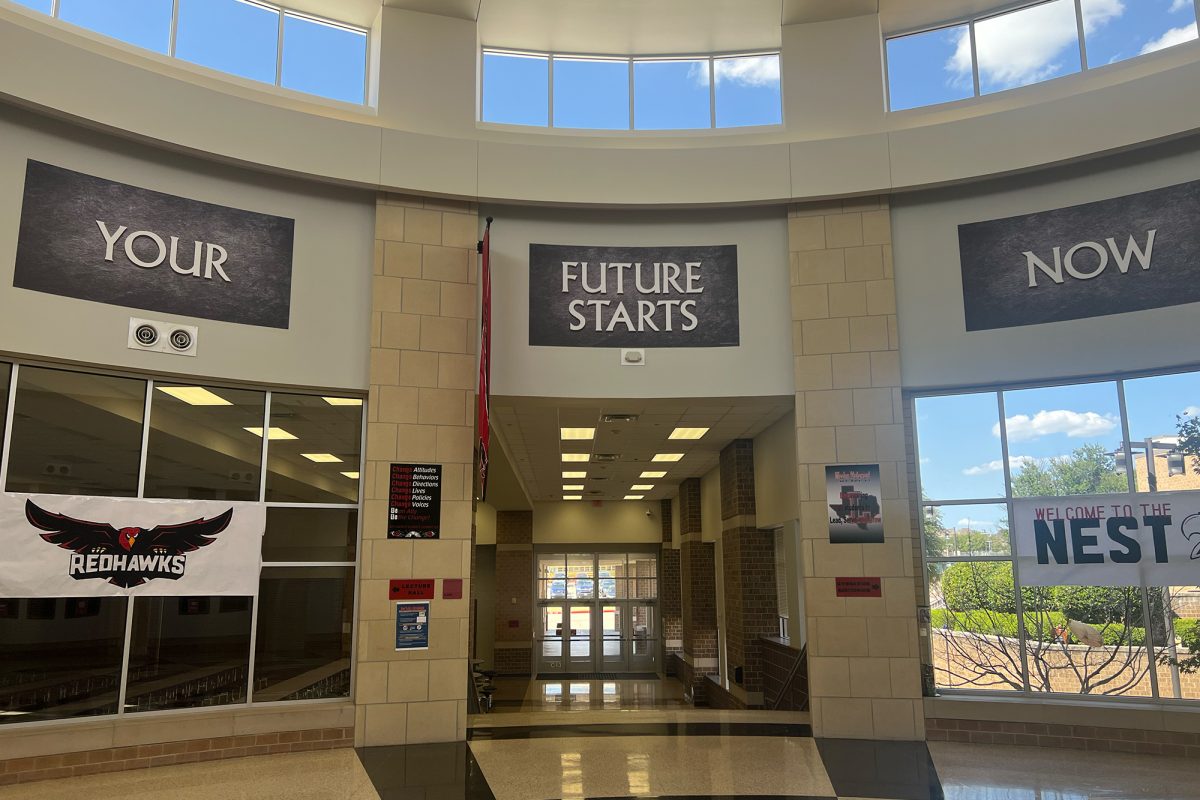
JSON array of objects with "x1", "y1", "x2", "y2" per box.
[
  {"x1": 1141, "y1": 23, "x2": 1199, "y2": 54},
  {"x1": 955, "y1": 517, "x2": 998, "y2": 531},
  {"x1": 920, "y1": 457, "x2": 932, "y2": 465},
  {"x1": 714, "y1": 55, "x2": 780, "y2": 87},
  {"x1": 948, "y1": 0, "x2": 1123, "y2": 91},
  {"x1": 993, "y1": 410, "x2": 1118, "y2": 442},
  {"x1": 962, "y1": 455, "x2": 1042, "y2": 476},
  {"x1": 1183, "y1": 406, "x2": 1200, "y2": 416},
  {"x1": 1171, "y1": 0, "x2": 1191, "y2": 13}
]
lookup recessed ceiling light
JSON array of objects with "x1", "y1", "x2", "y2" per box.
[
  {"x1": 563, "y1": 485, "x2": 584, "y2": 491},
  {"x1": 669, "y1": 427, "x2": 709, "y2": 440},
  {"x1": 244, "y1": 426, "x2": 297, "y2": 440},
  {"x1": 624, "y1": 495, "x2": 644, "y2": 500},
  {"x1": 560, "y1": 427, "x2": 595, "y2": 440},
  {"x1": 652, "y1": 453, "x2": 684, "y2": 462},
  {"x1": 340, "y1": 471, "x2": 360, "y2": 479},
  {"x1": 562, "y1": 471, "x2": 587, "y2": 479},
  {"x1": 323, "y1": 397, "x2": 363, "y2": 406},
  {"x1": 640, "y1": 471, "x2": 667, "y2": 479},
  {"x1": 157, "y1": 386, "x2": 231, "y2": 406},
  {"x1": 631, "y1": 484, "x2": 654, "y2": 491},
  {"x1": 302, "y1": 453, "x2": 343, "y2": 463},
  {"x1": 563, "y1": 495, "x2": 582, "y2": 501},
  {"x1": 561, "y1": 453, "x2": 590, "y2": 462}
]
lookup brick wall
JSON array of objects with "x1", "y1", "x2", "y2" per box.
[
  {"x1": 678, "y1": 479, "x2": 702, "y2": 535},
  {"x1": 660, "y1": 498, "x2": 673, "y2": 544},
  {"x1": 762, "y1": 637, "x2": 809, "y2": 711},
  {"x1": 719, "y1": 439, "x2": 756, "y2": 520},
  {"x1": 926, "y1": 718, "x2": 1200, "y2": 757},
  {"x1": 494, "y1": 511, "x2": 533, "y2": 675},
  {"x1": 721, "y1": 527, "x2": 779, "y2": 693},
  {"x1": 0, "y1": 728, "x2": 352, "y2": 787},
  {"x1": 704, "y1": 676, "x2": 746, "y2": 709},
  {"x1": 661, "y1": 548, "x2": 683, "y2": 659},
  {"x1": 681, "y1": 539, "x2": 717, "y2": 664}
]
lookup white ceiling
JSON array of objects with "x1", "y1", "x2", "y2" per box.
[
  {"x1": 295, "y1": 1, "x2": 998, "y2": 51},
  {"x1": 491, "y1": 395, "x2": 793, "y2": 503}
]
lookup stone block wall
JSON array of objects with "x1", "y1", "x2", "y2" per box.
[
  {"x1": 494, "y1": 510, "x2": 533, "y2": 675},
  {"x1": 788, "y1": 197, "x2": 923, "y2": 740},
  {"x1": 356, "y1": 193, "x2": 479, "y2": 748}
]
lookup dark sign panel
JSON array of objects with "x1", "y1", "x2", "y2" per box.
[
  {"x1": 389, "y1": 579, "x2": 435, "y2": 600},
  {"x1": 528, "y1": 243, "x2": 739, "y2": 347},
  {"x1": 13, "y1": 160, "x2": 294, "y2": 328},
  {"x1": 958, "y1": 180, "x2": 1200, "y2": 331},
  {"x1": 387, "y1": 463, "x2": 442, "y2": 539},
  {"x1": 836, "y1": 577, "x2": 882, "y2": 598}
]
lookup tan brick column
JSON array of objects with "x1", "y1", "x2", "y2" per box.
[
  {"x1": 678, "y1": 478, "x2": 717, "y2": 701},
  {"x1": 355, "y1": 194, "x2": 479, "y2": 747},
  {"x1": 493, "y1": 510, "x2": 534, "y2": 674},
  {"x1": 789, "y1": 197, "x2": 922, "y2": 740},
  {"x1": 719, "y1": 439, "x2": 777, "y2": 701}
]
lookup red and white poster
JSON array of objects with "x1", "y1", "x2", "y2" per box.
[
  {"x1": 476, "y1": 217, "x2": 493, "y2": 501},
  {"x1": 0, "y1": 493, "x2": 265, "y2": 597}
]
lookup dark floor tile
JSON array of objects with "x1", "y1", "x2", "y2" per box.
[
  {"x1": 468, "y1": 722, "x2": 813, "y2": 740},
  {"x1": 357, "y1": 742, "x2": 496, "y2": 800},
  {"x1": 815, "y1": 738, "x2": 944, "y2": 800}
]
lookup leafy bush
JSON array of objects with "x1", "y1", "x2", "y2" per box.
[
  {"x1": 940, "y1": 562, "x2": 1016, "y2": 613},
  {"x1": 930, "y1": 608, "x2": 1146, "y2": 646}
]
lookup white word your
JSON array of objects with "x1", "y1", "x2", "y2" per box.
[{"x1": 97, "y1": 221, "x2": 231, "y2": 282}]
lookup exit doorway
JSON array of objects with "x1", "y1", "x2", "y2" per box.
[{"x1": 534, "y1": 550, "x2": 659, "y2": 675}]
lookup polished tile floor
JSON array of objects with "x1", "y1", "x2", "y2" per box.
[{"x1": 487, "y1": 677, "x2": 691, "y2": 714}]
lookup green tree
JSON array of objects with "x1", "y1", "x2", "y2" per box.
[{"x1": 1010, "y1": 443, "x2": 1126, "y2": 497}]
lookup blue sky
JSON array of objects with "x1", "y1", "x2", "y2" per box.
[
  {"x1": 483, "y1": 52, "x2": 781, "y2": 129},
  {"x1": 915, "y1": 372, "x2": 1200, "y2": 533},
  {"x1": 888, "y1": 0, "x2": 1197, "y2": 110},
  {"x1": 19, "y1": 0, "x2": 366, "y2": 103}
]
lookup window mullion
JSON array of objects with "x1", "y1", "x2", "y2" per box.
[
  {"x1": 275, "y1": 10, "x2": 285, "y2": 87},
  {"x1": 708, "y1": 57, "x2": 716, "y2": 128},
  {"x1": 115, "y1": 598, "x2": 136, "y2": 715},
  {"x1": 136, "y1": 378, "x2": 154, "y2": 499},
  {"x1": 996, "y1": 390, "x2": 1032, "y2": 694},
  {"x1": 547, "y1": 54, "x2": 555, "y2": 128},
  {"x1": 627, "y1": 58, "x2": 634, "y2": 130},
  {"x1": 0, "y1": 363, "x2": 20, "y2": 489},
  {"x1": 168, "y1": 0, "x2": 180, "y2": 58},
  {"x1": 1073, "y1": 0, "x2": 1088, "y2": 70},
  {"x1": 969, "y1": 20, "x2": 981, "y2": 96},
  {"x1": 258, "y1": 391, "x2": 272, "y2": 502}
]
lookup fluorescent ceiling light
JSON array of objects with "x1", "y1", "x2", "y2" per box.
[
  {"x1": 244, "y1": 426, "x2": 297, "y2": 440},
  {"x1": 631, "y1": 484, "x2": 654, "y2": 491},
  {"x1": 560, "y1": 427, "x2": 595, "y2": 440},
  {"x1": 669, "y1": 427, "x2": 709, "y2": 440},
  {"x1": 340, "y1": 471, "x2": 360, "y2": 479},
  {"x1": 302, "y1": 453, "x2": 343, "y2": 463},
  {"x1": 652, "y1": 453, "x2": 684, "y2": 462},
  {"x1": 563, "y1": 495, "x2": 582, "y2": 501},
  {"x1": 561, "y1": 453, "x2": 590, "y2": 462},
  {"x1": 624, "y1": 495, "x2": 644, "y2": 500},
  {"x1": 562, "y1": 471, "x2": 587, "y2": 478},
  {"x1": 563, "y1": 485, "x2": 584, "y2": 491},
  {"x1": 157, "y1": 386, "x2": 231, "y2": 406},
  {"x1": 640, "y1": 471, "x2": 667, "y2": 478},
  {"x1": 323, "y1": 397, "x2": 363, "y2": 406}
]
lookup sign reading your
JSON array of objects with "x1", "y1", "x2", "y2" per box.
[{"x1": 528, "y1": 243, "x2": 739, "y2": 347}]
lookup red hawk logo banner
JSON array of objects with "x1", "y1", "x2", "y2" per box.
[{"x1": 26, "y1": 500, "x2": 233, "y2": 588}]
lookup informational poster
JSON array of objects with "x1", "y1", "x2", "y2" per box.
[
  {"x1": 387, "y1": 463, "x2": 442, "y2": 539},
  {"x1": 395, "y1": 601, "x2": 430, "y2": 651},
  {"x1": 826, "y1": 464, "x2": 884, "y2": 544},
  {"x1": 0, "y1": 493, "x2": 265, "y2": 596},
  {"x1": 957, "y1": 179, "x2": 1200, "y2": 331},
  {"x1": 528, "y1": 243, "x2": 740, "y2": 347},
  {"x1": 1013, "y1": 491, "x2": 1200, "y2": 586},
  {"x1": 13, "y1": 160, "x2": 295, "y2": 328}
]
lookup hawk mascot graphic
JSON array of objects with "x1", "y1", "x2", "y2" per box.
[
  {"x1": 26, "y1": 499, "x2": 233, "y2": 588},
  {"x1": 1182, "y1": 511, "x2": 1200, "y2": 561}
]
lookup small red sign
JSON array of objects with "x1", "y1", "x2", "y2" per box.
[
  {"x1": 390, "y1": 579, "x2": 435, "y2": 600},
  {"x1": 508, "y1": 619, "x2": 519, "y2": 629},
  {"x1": 836, "y1": 576, "x2": 882, "y2": 598},
  {"x1": 442, "y1": 578, "x2": 463, "y2": 599}
]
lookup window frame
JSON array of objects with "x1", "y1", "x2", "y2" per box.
[
  {"x1": 883, "y1": 0, "x2": 1200, "y2": 112},
  {"x1": 0, "y1": 356, "x2": 366, "y2": 727},
  {"x1": 912, "y1": 362, "x2": 1200, "y2": 705},
  {"x1": 479, "y1": 46, "x2": 784, "y2": 133}
]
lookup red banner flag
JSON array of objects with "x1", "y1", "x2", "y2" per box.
[{"x1": 476, "y1": 218, "x2": 492, "y2": 501}]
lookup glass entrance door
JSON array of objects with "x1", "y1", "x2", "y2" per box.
[{"x1": 535, "y1": 551, "x2": 659, "y2": 675}]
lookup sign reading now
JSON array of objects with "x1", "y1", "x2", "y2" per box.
[{"x1": 957, "y1": 179, "x2": 1200, "y2": 331}]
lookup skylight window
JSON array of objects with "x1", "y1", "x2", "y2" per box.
[
  {"x1": 58, "y1": 0, "x2": 173, "y2": 54},
  {"x1": 281, "y1": 11, "x2": 368, "y2": 104},
  {"x1": 176, "y1": 0, "x2": 279, "y2": 84}
]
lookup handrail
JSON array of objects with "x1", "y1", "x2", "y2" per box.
[{"x1": 770, "y1": 641, "x2": 807, "y2": 711}]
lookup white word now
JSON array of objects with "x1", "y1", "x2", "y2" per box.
[{"x1": 1024, "y1": 230, "x2": 1156, "y2": 288}]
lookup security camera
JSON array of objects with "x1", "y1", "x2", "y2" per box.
[{"x1": 645, "y1": 509, "x2": 653, "y2": 518}]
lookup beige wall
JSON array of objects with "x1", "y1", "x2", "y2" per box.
[
  {"x1": 894, "y1": 135, "x2": 1200, "y2": 391},
  {"x1": 532, "y1": 501, "x2": 662, "y2": 544},
  {"x1": 483, "y1": 205, "x2": 793, "y2": 400},
  {"x1": 789, "y1": 196, "x2": 923, "y2": 740},
  {"x1": 4, "y1": 4, "x2": 1200, "y2": 205},
  {"x1": 0, "y1": 105, "x2": 374, "y2": 390},
  {"x1": 475, "y1": 501, "x2": 498, "y2": 546},
  {"x1": 753, "y1": 411, "x2": 799, "y2": 529},
  {"x1": 355, "y1": 193, "x2": 479, "y2": 747}
]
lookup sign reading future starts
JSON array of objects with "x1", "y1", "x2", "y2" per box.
[{"x1": 528, "y1": 243, "x2": 740, "y2": 347}]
